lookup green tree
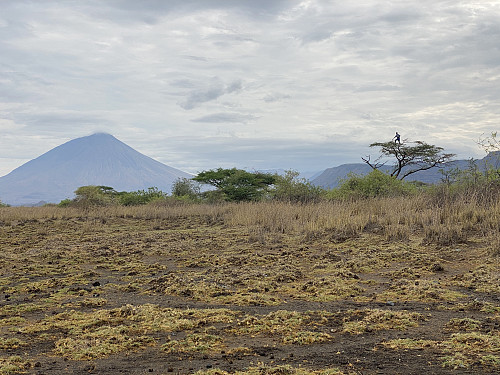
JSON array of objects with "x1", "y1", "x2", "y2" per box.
[
  {"x1": 193, "y1": 168, "x2": 276, "y2": 202},
  {"x1": 73, "y1": 185, "x2": 117, "y2": 207},
  {"x1": 172, "y1": 178, "x2": 201, "y2": 199},
  {"x1": 362, "y1": 138, "x2": 455, "y2": 179},
  {"x1": 271, "y1": 170, "x2": 325, "y2": 203}
]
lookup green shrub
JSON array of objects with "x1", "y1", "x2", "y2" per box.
[
  {"x1": 57, "y1": 199, "x2": 73, "y2": 207},
  {"x1": 73, "y1": 185, "x2": 117, "y2": 207},
  {"x1": 172, "y1": 178, "x2": 201, "y2": 200},
  {"x1": 271, "y1": 170, "x2": 326, "y2": 203},
  {"x1": 117, "y1": 187, "x2": 168, "y2": 206},
  {"x1": 327, "y1": 169, "x2": 417, "y2": 200}
]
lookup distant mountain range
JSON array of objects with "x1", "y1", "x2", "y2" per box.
[
  {"x1": 0, "y1": 133, "x2": 191, "y2": 206},
  {"x1": 311, "y1": 152, "x2": 500, "y2": 189}
]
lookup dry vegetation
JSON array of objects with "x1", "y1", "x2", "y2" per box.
[{"x1": 0, "y1": 193, "x2": 499, "y2": 374}]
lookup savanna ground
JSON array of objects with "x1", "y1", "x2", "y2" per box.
[{"x1": 0, "y1": 195, "x2": 499, "y2": 375}]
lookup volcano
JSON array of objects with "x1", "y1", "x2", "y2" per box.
[{"x1": 0, "y1": 133, "x2": 192, "y2": 205}]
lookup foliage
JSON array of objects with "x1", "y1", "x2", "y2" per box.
[
  {"x1": 327, "y1": 169, "x2": 417, "y2": 200},
  {"x1": 171, "y1": 177, "x2": 201, "y2": 200},
  {"x1": 57, "y1": 199, "x2": 73, "y2": 207},
  {"x1": 476, "y1": 131, "x2": 500, "y2": 180},
  {"x1": 0, "y1": 200, "x2": 10, "y2": 207},
  {"x1": 117, "y1": 187, "x2": 168, "y2": 206},
  {"x1": 435, "y1": 132, "x2": 500, "y2": 206},
  {"x1": 477, "y1": 131, "x2": 500, "y2": 154},
  {"x1": 193, "y1": 168, "x2": 276, "y2": 202},
  {"x1": 63, "y1": 186, "x2": 168, "y2": 207},
  {"x1": 362, "y1": 139, "x2": 455, "y2": 179},
  {"x1": 271, "y1": 170, "x2": 326, "y2": 203},
  {"x1": 73, "y1": 185, "x2": 117, "y2": 207}
]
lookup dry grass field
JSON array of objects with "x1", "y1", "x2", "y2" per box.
[{"x1": 0, "y1": 194, "x2": 499, "y2": 374}]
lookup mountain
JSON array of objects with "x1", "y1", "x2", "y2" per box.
[
  {"x1": 0, "y1": 133, "x2": 192, "y2": 205},
  {"x1": 311, "y1": 154, "x2": 499, "y2": 189}
]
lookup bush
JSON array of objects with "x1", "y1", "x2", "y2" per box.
[
  {"x1": 327, "y1": 169, "x2": 417, "y2": 200},
  {"x1": 271, "y1": 170, "x2": 326, "y2": 203},
  {"x1": 73, "y1": 185, "x2": 117, "y2": 207},
  {"x1": 57, "y1": 199, "x2": 73, "y2": 207},
  {"x1": 117, "y1": 187, "x2": 168, "y2": 206},
  {"x1": 172, "y1": 178, "x2": 201, "y2": 200}
]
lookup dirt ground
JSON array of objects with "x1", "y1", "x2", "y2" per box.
[{"x1": 0, "y1": 213, "x2": 499, "y2": 375}]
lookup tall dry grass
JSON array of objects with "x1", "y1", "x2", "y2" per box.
[{"x1": 1, "y1": 189, "x2": 498, "y2": 253}]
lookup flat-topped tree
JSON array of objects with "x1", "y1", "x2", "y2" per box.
[
  {"x1": 193, "y1": 168, "x2": 276, "y2": 202},
  {"x1": 362, "y1": 139, "x2": 455, "y2": 180}
]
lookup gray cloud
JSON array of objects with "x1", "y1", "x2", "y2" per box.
[
  {"x1": 0, "y1": 0, "x2": 499, "y2": 177},
  {"x1": 179, "y1": 78, "x2": 243, "y2": 110},
  {"x1": 191, "y1": 112, "x2": 258, "y2": 124},
  {"x1": 263, "y1": 93, "x2": 291, "y2": 103}
]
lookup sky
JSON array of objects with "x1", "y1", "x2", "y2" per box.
[{"x1": 1, "y1": 0, "x2": 499, "y2": 177}]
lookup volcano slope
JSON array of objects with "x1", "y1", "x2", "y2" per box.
[{"x1": 0, "y1": 200, "x2": 499, "y2": 375}]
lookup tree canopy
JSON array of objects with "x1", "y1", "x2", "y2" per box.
[
  {"x1": 362, "y1": 139, "x2": 455, "y2": 180},
  {"x1": 193, "y1": 168, "x2": 276, "y2": 202}
]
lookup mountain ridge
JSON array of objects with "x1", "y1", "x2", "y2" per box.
[{"x1": 311, "y1": 152, "x2": 499, "y2": 189}]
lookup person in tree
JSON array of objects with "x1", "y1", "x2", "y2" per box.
[{"x1": 393, "y1": 132, "x2": 401, "y2": 144}]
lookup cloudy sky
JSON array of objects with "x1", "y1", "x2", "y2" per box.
[{"x1": 1, "y1": 0, "x2": 499, "y2": 176}]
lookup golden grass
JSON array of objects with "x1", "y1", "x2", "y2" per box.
[
  {"x1": 0, "y1": 356, "x2": 31, "y2": 375},
  {"x1": 193, "y1": 366, "x2": 345, "y2": 375},
  {"x1": 0, "y1": 192, "x2": 499, "y2": 372}
]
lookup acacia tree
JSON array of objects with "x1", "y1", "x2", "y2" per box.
[
  {"x1": 362, "y1": 139, "x2": 455, "y2": 180},
  {"x1": 477, "y1": 131, "x2": 499, "y2": 154},
  {"x1": 193, "y1": 168, "x2": 276, "y2": 202},
  {"x1": 476, "y1": 131, "x2": 500, "y2": 180}
]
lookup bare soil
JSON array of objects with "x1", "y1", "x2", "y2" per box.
[{"x1": 0, "y1": 213, "x2": 499, "y2": 375}]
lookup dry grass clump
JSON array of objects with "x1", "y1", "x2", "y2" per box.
[
  {"x1": 0, "y1": 356, "x2": 31, "y2": 375},
  {"x1": 451, "y1": 265, "x2": 500, "y2": 294},
  {"x1": 281, "y1": 276, "x2": 365, "y2": 302},
  {"x1": 0, "y1": 338, "x2": 28, "y2": 351},
  {"x1": 233, "y1": 310, "x2": 333, "y2": 345},
  {"x1": 376, "y1": 279, "x2": 466, "y2": 303},
  {"x1": 19, "y1": 305, "x2": 240, "y2": 360},
  {"x1": 193, "y1": 365, "x2": 345, "y2": 375},
  {"x1": 343, "y1": 309, "x2": 425, "y2": 334},
  {"x1": 440, "y1": 331, "x2": 500, "y2": 369},
  {"x1": 381, "y1": 338, "x2": 437, "y2": 350},
  {"x1": 382, "y1": 316, "x2": 500, "y2": 370},
  {"x1": 162, "y1": 333, "x2": 224, "y2": 354},
  {"x1": 235, "y1": 310, "x2": 306, "y2": 336},
  {"x1": 53, "y1": 326, "x2": 155, "y2": 360}
]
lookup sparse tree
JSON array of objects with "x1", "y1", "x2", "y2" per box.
[
  {"x1": 476, "y1": 131, "x2": 500, "y2": 180},
  {"x1": 477, "y1": 131, "x2": 499, "y2": 154},
  {"x1": 362, "y1": 139, "x2": 455, "y2": 180}
]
